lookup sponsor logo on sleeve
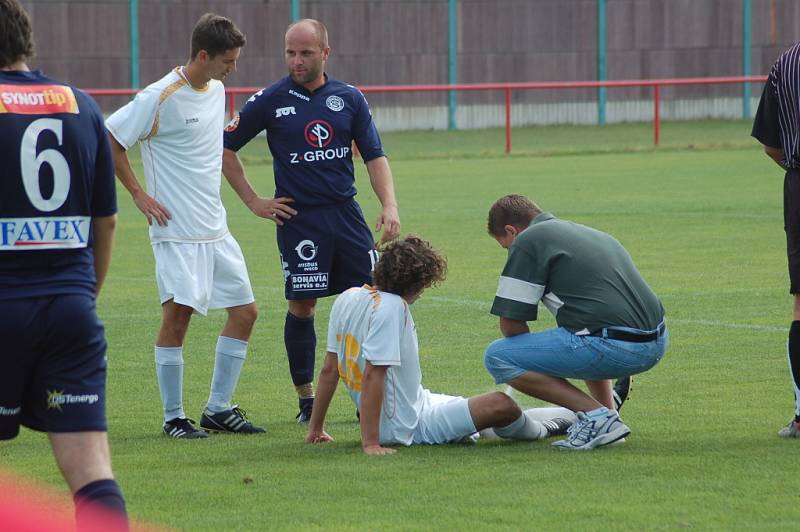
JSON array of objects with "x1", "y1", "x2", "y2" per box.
[
  {"x1": 0, "y1": 216, "x2": 90, "y2": 250},
  {"x1": 0, "y1": 85, "x2": 79, "y2": 115},
  {"x1": 325, "y1": 95, "x2": 344, "y2": 112},
  {"x1": 0, "y1": 406, "x2": 21, "y2": 417},
  {"x1": 247, "y1": 89, "x2": 264, "y2": 104},
  {"x1": 224, "y1": 113, "x2": 240, "y2": 132}
]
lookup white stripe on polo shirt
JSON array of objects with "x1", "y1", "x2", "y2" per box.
[
  {"x1": 541, "y1": 292, "x2": 565, "y2": 316},
  {"x1": 496, "y1": 276, "x2": 544, "y2": 305}
]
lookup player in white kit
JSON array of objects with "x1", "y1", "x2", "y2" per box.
[
  {"x1": 305, "y1": 236, "x2": 574, "y2": 454},
  {"x1": 106, "y1": 14, "x2": 264, "y2": 438}
]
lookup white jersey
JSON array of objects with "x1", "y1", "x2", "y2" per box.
[
  {"x1": 106, "y1": 68, "x2": 229, "y2": 243},
  {"x1": 327, "y1": 285, "x2": 427, "y2": 446}
]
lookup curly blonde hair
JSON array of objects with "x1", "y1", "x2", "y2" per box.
[{"x1": 372, "y1": 236, "x2": 447, "y2": 298}]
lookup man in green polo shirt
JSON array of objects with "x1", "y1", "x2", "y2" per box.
[{"x1": 484, "y1": 194, "x2": 668, "y2": 450}]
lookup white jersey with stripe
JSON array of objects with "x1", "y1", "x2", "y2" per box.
[
  {"x1": 326, "y1": 286, "x2": 425, "y2": 446},
  {"x1": 106, "y1": 68, "x2": 229, "y2": 243}
]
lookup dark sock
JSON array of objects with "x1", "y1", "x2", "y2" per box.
[
  {"x1": 299, "y1": 396, "x2": 314, "y2": 410},
  {"x1": 789, "y1": 321, "x2": 800, "y2": 423},
  {"x1": 73, "y1": 478, "x2": 128, "y2": 531},
  {"x1": 284, "y1": 312, "x2": 316, "y2": 387}
]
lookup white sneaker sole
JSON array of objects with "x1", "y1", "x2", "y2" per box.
[{"x1": 553, "y1": 423, "x2": 631, "y2": 450}]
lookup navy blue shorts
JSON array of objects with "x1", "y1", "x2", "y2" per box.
[
  {"x1": 277, "y1": 199, "x2": 377, "y2": 300},
  {"x1": 785, "y1": 169, "x2": 800, "y2": 293},
  {"x1": 0, "y1": 294, "x2": 107, "y2": 440}
]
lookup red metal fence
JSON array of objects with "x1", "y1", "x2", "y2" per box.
[{"x1": 87, "y1": 76, "x2": 767, "y2": 154}]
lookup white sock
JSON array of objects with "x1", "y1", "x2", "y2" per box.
[
  {"x1": 155, "y1": 346, "x2": 184, "y2": 422},
  {"x1": 493, "y1": 412, "x2": 547, "y2": 441},
  {"x1": 206, "y1": 336, "x2": 248, "y2": 413},
  {"x1": 523, "y1": 406, "x2": 578, "y2": 425}
]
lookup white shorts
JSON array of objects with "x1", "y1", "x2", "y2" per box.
[
  {"x1": 411, "y1": 392, "x2": 476, "y2": 445},
  {"x1": 152, "y1": 234, "x2": 255, "y2": 315}
]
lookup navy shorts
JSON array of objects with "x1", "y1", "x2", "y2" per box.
[
  {"x1": 785, "y1": 169, "x2": 800, "y2": 293},
  {"x1": 0, "y1": 294, "x2": 107, "y2": 440},
  {"x1": 277, "y1": 199, "x2": 377, "y2": 300}
]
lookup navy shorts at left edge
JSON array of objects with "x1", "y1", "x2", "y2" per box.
[{"x1": 0, "y1": 294, "x2": 107, "y2": 440}]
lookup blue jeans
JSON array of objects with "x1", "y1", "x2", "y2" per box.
[{"x1": 484, "y1": 325, "x2": 668, "y2": 383}]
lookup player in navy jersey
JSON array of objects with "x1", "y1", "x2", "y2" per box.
[
  {"x1": 223, "y1": 18, "x2": 401, "y2": 422},
  {"x1": 0, "y1": 0, "x2": 127, "y2": 528}
]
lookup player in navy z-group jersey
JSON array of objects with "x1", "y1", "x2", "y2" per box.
[
  {"x1": 0, "y1": 0, "x2": 127, "y2": 528},
  {"x1": 223, "y1": 19, "x2": 401, "y2": 422}
]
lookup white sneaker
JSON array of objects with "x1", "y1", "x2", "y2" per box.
[
  {"x1": 552, "y1": 408, "x2": 630, "y2": 450},
  {"x1": 778, "y1": 420, "x2": 800, "y2": 438}
]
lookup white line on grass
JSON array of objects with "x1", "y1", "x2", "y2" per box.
[
  {"x1": 424, "y1": 296, "x2": 786, "y2": 333},
  {"x1": 102, "y1": 292, "x2": 784, "y2": 332}
]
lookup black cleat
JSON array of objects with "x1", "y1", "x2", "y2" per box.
[
  {"x1": 613, "y1": 376, "x2": 632, "y2": 412},
  {"x1": 296, "y1": 397, "x2": 313, "y2": 424},
  {"x1": 541, "y1": 417, "x2": 573, "y2": 437},
  {"x1": 200, "y1": 405, "x2": 265, "y2": 434},
  {"x1": 163, "y1": 417, "x2": 209, "y2": 439}
]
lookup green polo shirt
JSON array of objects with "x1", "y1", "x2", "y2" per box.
[{"x1": 490, "y1": 212, "x2": 664, "y2": 332}]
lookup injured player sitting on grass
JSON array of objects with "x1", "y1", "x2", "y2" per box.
[{"x1": 304, "y1": 235, "x2": 576, "y2": 455}]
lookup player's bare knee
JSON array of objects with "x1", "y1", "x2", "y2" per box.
[
  {"x1": 489, "y1": 392, "x2": 521, "y2": 424},
  {"x1": 234, "y1": 302, "x2": 258, "y2": 327},
  {"x1": 288, "y1": 299, "x2": 316, "y2": 319},
  {"x1": 472, "y1": 392, "x2": 520, "y2": 428},
  {"x1": 157, "y1": 316, "x2": 191, "y2": 346}
]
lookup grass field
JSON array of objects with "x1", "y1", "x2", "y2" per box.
[{"x1": 2, "y1": 120, "x2": 799, "y2": 530}]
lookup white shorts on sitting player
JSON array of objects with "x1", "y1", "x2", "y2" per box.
[
  {"x1": 404, "y1": 392, "x2": 475, "y2": 445},
  {"x1": 383, "y1": 391, "x2": 577, "y2": 446},
  {"x1": 152, "y1": 233, "x2": 255, "y2": 315}
]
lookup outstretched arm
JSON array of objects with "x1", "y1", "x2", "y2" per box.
[
  {"x1": 108, "y1": 135, "x2": 171, "y2": 226},
  {"x1": 305, "y1": 352, "x2": 340, "y2": 444},
  {"x1": 359, "y1": 362, "x2": 395, "y2": 455},
  {"x1": 222, "y1": 148, "x2": 297, "y2": 225},
  {"x1": 365, "y1": 156, "x2": 400, "y2": 242}
]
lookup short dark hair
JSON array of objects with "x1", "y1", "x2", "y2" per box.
[
  {"x1": 190, "y1": 13, "x2": 246, "y2": 60},
  {"x1": 0, "y1": 0, "x2": 34, "y2": 68},
  {"x1": 372, "y1": 236, "x2": 447, "y2": 299},
  {"x1": 487, "y1": 194, "x2": 542, "y2": 236}
]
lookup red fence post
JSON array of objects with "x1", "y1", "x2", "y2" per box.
[
  {"x1": 505, "y1": 88, "x2": 512, "y2": 154},
  {"x1": 227, "y1": 91, "x2": 236, "y2": 120},
  {"x1": 653, "y1": 84, "x2": 661, "y2": 147}
]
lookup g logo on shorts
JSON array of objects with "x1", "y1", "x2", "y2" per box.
[{"x1": 295, "y1": 240, "x2": 318, "y2": 261}]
